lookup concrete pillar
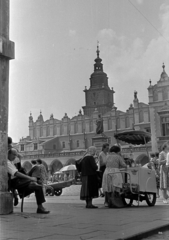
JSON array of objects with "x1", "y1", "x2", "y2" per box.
[{"x1": 0, "y1": 0, "x2": 15, "y2": 214}]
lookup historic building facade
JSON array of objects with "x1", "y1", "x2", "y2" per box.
[{"x1": 18, "y1": 46, "x2": 169, "y2": 158}]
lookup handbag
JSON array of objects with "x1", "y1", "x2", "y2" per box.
[
  {"x1": 75, "y1": 158, "x2": 83, "y2": 173},
  {"x1": 96, "y1": 171, "x2": 103, "y2": 188}
]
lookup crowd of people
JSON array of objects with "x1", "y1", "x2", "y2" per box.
[
  {"x1": 79, "y1": 142, "x2": 169, "y2": 208},
  {"x1": 6, "y1": 136, "x2": 169, "y2": 212}
]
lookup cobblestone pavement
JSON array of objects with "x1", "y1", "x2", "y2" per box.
[{"x1": 1, "y1": 185, "x2": 169, "y2": 240}]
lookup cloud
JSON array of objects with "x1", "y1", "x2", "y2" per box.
[
  {"x1": 136, "y1": 0, "x2": 144, "y2": 5},
  {"x1": 97, "y1": 4, "x2": 169, "y2": 110},
  {"x1": 69, "y1": 29, "x2": 76, "y2": 37}
]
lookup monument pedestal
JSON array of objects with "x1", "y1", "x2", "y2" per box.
[{"x1": 92, "y1": 133, "x2": 109, "y2": 151}]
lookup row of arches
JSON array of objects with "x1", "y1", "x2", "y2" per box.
[{"x1": 22, "y1": 158, "x2": 76, "y2": 175}]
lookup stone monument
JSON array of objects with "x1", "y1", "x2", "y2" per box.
[
  {"x1": 0, "y1": 0, "x2": 15, "y2": 214},
  {"x1": 92, "y1": 114, "x2": 109, "y2": 151}
]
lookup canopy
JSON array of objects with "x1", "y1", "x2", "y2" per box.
[
  {"x1": 54, "y1": 171, "x2": 63, "y2": 175},
  {"x1": 60, "y1": 164, "x2": 76, "y2": 172},
  {"x1": 114, "y1": 130, "x2": 151, "y2": 145}
]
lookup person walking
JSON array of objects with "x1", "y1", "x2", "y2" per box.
[
  {"x1": 159, "y1": 142, "x2": 169, "y2": 204},
  {"x1": 80, "y1": 146, "x2": 99, "y2": 208}
]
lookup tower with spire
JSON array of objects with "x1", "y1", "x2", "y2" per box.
[{"x1": 82, "y1": 43, "x2": 115, "y2": 116}]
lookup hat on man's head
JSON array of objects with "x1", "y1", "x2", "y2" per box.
[{"x1": 8, "y1": 148, "x2": 18, "y2": 155}]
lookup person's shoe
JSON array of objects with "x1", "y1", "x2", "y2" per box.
[
  {"x1": 86, "y1": 205, "x2": 98, "y2": 209},
  {"x1": 14, "y1": 197, "x2": 19, "y2": 206},
  {"x1": 37, "y1": 208, "x2": 50, "y2": 214},
  {"x1": 163, "y1": 200, "x2": 168, "y2": 204}
]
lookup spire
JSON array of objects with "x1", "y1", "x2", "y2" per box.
[
  {"x1": 37, "y1": 110, "x2": 43, "y2": 121},
  {"x1": 162, "y1": 62, "x2": 165, "y2": 72},
  {"x1": 160, "y1": 62, "x2": 169, "y2": 81},
  {"x1": 94, "y1": 42, "x2": 103, "y2": 72},
  {"x1": 29, "y1": 112, "x2": 33, "y2": 121},
  {"x1": 96, "y1": 40, "x2": 100, "y2": 58}
]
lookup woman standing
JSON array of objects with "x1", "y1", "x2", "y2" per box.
[
  {"x1": 159, "y1": 142, "x2": 169, "y2": 203},
  {"x1": 102, "y1": 145, "x2": 126, "y2": 206},
  {"x1": 80, "y1": 146, "x2": 99, "y2": 208},
  {"x1": 98, "y1": 143, "x2": 109, "y2": 204}
]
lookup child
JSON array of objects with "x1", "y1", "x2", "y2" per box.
[{"x1": 152, "y1": 152, "x2": 160, "y2": 198}]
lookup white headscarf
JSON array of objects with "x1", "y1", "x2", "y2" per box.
[{"x1": 86, "y1": 146, "x2": 97, "y2": 156}]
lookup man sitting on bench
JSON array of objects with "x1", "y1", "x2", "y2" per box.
[{"x1": 7, "y1": 148, "x2": 50, "y2": 214}]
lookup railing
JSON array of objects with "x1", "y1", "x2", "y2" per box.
[
  {"x1": 21, "y1": 145, "x2": 152, "y2": 160},
  {"x1": 22, "y1": 150, "x2": 86, "y2": 160}
]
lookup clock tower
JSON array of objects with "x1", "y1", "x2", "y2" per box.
[{"x1": 82, "y1": 44, "x2": 115, "y2": 116}]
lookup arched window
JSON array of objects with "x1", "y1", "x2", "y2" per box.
[
  {"x1": 116, "y1": 118, "x2": 120, "y2": 129},
  {"x1": 62, "y1": 142, "x2": 65, "y2": 148},
  {"x1": 54, "y1": 125, "x2": 57, "y2": 135},
  {"x1": 77, "y1": 140, "x2": 79, "y2": 148},
  {"x1": 125, "y1": 117, "x2": 129, "y2": 128},
  {"x1": 108, "y1": 118, "x2": 112, "y2": 130},
  {"x1": 33, "y1": 128, "x2": 36, "y2": 138},
  {"x1": 74, "y1": 122, "x2": 78, "y2": 134},
  {"x1": 139, "y1": 110, "x2": 144, "y2": 123},
  {"x1": 40, "y1": 127, "x2": 43, "y2": 137},
  {"x1": 163, "y1": 88, "x2": 168, "y2": 100},
  {"x1": 90, "y1": 121, "x2": 93, "y2": 132},
  {"x1": 153, "y1": 91, "x2": 158, "y2": 101},
  {"x1": 46, "y1": 126, "x2": 50, "y2": 136}
]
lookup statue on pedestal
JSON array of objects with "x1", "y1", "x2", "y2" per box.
[{"x1": 96, "y1": 114, "x2": 104, "y2": 134}]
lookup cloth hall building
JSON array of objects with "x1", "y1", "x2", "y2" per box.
[{"x1": 18, "y1": 46, "x2": 169, "y2": 159}]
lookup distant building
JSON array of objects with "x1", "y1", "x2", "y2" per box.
[{"x1": 19, "y1": 46, "x2": 169, "y2": 158}]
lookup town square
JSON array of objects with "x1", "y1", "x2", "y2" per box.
[{"x1": 1, "y1": 0, "x2": 169, "y2": 239}]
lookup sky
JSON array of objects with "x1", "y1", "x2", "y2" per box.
[{"x1": 9, "y1": 0, "x2": 169, "y2": 142}]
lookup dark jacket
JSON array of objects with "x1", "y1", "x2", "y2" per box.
[{"x1": 81, "y1": 156, "x2": 98, "y2": 176}]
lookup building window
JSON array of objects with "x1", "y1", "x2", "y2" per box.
[
  {"x1": 153, "y1": 91, "x2": 158, "y2": 101},
  {"x1": 163, "y1": 88, "x2": 168, "y2": 100},
  {"x1": 62, "y1": 142, "x2": 65, "y2": 148},
  {"x1": 94, "y1": 102, "x2": 96, "y2": 105},
  {"x1": 90, "y1": 121, "x2": 93, "y2": 132},
  {"x1": 161, "y1": 117, "x2": 169, "y2": 136},
  {"x1": 21, "y1": 144, "x2": 24, "y2": 152},
  {"x1": 34, "y1": 143, "x2": 38, "y2": 150},
  {"x1": 53, "y1": 144, "x2": 56, "y2": 150},
  {"x1": 33, "y1": 128, "x2": 36, "y2": 138},
  {"x1": 54, "y1": 125, "x2": 57, "y2": 135},
  {"x1": 139, "y1": 110, "x2": 144, "y2": 123},
  {"x1": 116, "y1": 118, "x2": 120, "y2": 129},
  {"x1": 40, "y1": 127, "x2": 43, "y2": 137},
  {"x1": 108, "y1": 118, "x2": 112, "y2": 130},
  {"x1": 47, "y1": 126, "x2": 50, "y2": 136},
  {"x1": 77, "y1": 140, "x2": 79, "y2": 148},
  {"x1": 125, "y1": 117, "x2": 129, "y2": 128}
]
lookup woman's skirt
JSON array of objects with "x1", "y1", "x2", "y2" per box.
[
  {"x1": 160, "y1": 165, "x2": 169, "y2": 189},
  {"x1": 98, "y1": 165, "x2": 106, "y2": 189},
  {"x1": 102, "y1": 168, "x2": 124, "y2": 193},
  {"x1": 80, "y1": 175, "x2": 99, "y2": 200}
]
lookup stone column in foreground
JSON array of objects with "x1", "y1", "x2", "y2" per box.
[{"x1": 0, "y1": 0, "x2": 15, "y2": 214}]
